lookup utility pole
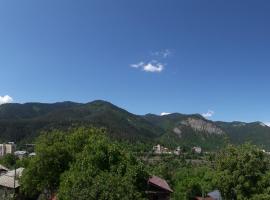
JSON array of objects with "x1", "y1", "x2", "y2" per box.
[
  {"x1": 13, "y1": 134, "x2": 17, "y2": 200},
  {"x1": 13, "y1": 163, "x2": 16, "y2": 200}
]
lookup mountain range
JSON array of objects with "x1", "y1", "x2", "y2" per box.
[{"x1": 0, "y1": 100, "x2": 270, "y2": 150}]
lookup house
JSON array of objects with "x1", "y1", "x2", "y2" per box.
[
  {"x1": 174, "y1": 146, "x2": 181, "y2": 155},
  {"x1": 153, "y1": 144, "x2": 163, "y2": 154},
  {"x1": 146, "y1": 176, "x2": 173, "y2": 200},
  {"x1": 50, "y1": 194, "x2": 57, "y2": 200},
  {"x1": 0, "y1": 142, "x2": 16, "y2": 156},
  {"x1": 153, "y1": 145, "x2": 172, "y2": 154},
  {"x1": 192, "y1": 146, "x2": 202, "y2": 154},
  {"x1": 0, "y1": 165, "x2": 9, "y2": 175},
  {"x1": 195, "y1": 190, "x2": 222, "y2": 200},
  {"x1": 6, "y1": 142, "x2": 16, "y2": 155},
  {"x1": 0, "y1": 168, "x2": 24, "y2": 199},
  {"x1": 39, "y1": 192, "x2": 57, "y2": 200},
  {"x1": 29, "y1": 152, "x2": 36, "y2": 157},
  {"x1": 14, "y1": 151, "x2": 27, "y2": 159}
]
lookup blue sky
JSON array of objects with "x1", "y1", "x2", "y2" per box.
[{"x1": 0, "y1": 0, "x2": 270, "y2": 123}]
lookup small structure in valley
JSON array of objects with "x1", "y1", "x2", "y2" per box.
[
  {"x1": 0, "y1": 142, "x2": 16, "y2": 156},
  {"x1": 0, "y1": 167, "x2": 24, "y2": 199},
  {"x1": 153, "y1": 144, "x2": 171, "y2": 154},
  {"x1": 192, "y1": 146, "x2": 202, "y2": 154},
  {"x1": 14, "y1": 151, "x2": 27, "y2": 159},
  {"x1": 174, "y1": 146, "x2": 181, "y2": 155},
  {"x1": 195, "y1": 190, "x2": 222, "y2": 200},
  {"x1": 0, "y1": 165, "x2": 9, "y2": 175},
  {"x1": 29, "y1": 152, "x2": 36, "y2": 157},
  {"x1": 146, "y1": 176, "x2": 173, "y2": 200}
]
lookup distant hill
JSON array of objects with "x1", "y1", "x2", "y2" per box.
[{"x1": 0, "y1": 100, "x2": 270, "y2": 150}]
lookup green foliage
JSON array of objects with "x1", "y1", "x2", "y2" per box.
[
  {"x1": 20, "y1": 127, "x2": 148, "y2": 200},
  {"x1": 20, "y1": 131, "x2": 72, "y2": 197},
  {"x1": 58, "y1": 133, "x2": 148, "y2": 200},
  {"x1": 16, "y1": 157, "x2": 31, "y2": 168},
  {"x1": 217, "y1": 121, "x2": 270, "y2": 149},
  {"x1": 0, "y1": 101, "x2": 163, "y2": 146},
  {"x1": 18, "y1": 127, "x2": 270, "y2": 200},
  {"x1": 172, "y1": 167, "x2": 215, "y2": 200},
  {"x1": 20, "y1": 128, "x2": 106, "y2": 197},
  {"x1": 2, "y1": 101, "x2": 270, "y2": 151},
  {"x1": 146, "y1": 154, "x2": 186, "y2": 185},
  {"x1": 0, "y1": 153, "x2": 16, "y2": 169},
  {"x1": 215, "y1": 143, "x2": 270, "y2": 200}
]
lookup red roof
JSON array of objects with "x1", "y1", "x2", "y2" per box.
[
  {"x1": 148, "y1": 176, "x2": 173, "y2": 193},
  {"x1": 49, "y1": 194, "x2": 57, "y2": 200}
]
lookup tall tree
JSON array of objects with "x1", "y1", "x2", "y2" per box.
[
  {"x1": 215, "y1": 143, "x2": 269, "y2": 199},
  {"x1": 58, "y1": 133, "x2": 148, "y2": 200},
  {"x1": 20, "y1": 127, "x2": 105, "y2": 198}
]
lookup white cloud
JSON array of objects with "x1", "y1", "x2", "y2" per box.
[
  {"x1": 130, "y1": 60, "x2": 164, "y2": 73},
  {"x1": 152, "y1": 49, "x2": 172, "y2": 58},
  {"x1": 143, "y1": 62, "x2": 164, "y2": 72},
  {"x1": 161, "y1": 112, "x2": 171, "y2": 116},
  {"x1": 202, "y1": 110, "x2": 214, "y2": 118},
  {"x1": 130, "y1": 62, "x2": 144, "y2": 68},
  {"x1": 0, "y1": 95, "x2": 13, "y2": 105},
  {"x1": 264, "y1": 122, "x2": 270, "y2": 127}
]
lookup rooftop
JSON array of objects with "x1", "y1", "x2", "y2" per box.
[
  {"x1": 0, "y1": 168, "x2": 24, "y2": 189},
  {"x1": 148, "y1": 176, "x2": 173, "y2": 193}
]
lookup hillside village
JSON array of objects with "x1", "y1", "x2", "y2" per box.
[
  {"x1": 0, "y1": 138, "x2": 226, "y2": 200},
  {"x1": 1, "y1": 133, "x2": 270, "y2": 200},
  {"x1": 152, "y1": 144, "x2": 202, "y2": 155},
  {"x1": 0, "y1": 142, "x2": 37, "y2": 199}
]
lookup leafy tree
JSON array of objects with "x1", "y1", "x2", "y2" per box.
[
  {"x1": 0, "y1": 153, "x2": 16, "y2": 169},
  {"x1": 172, "y1": 167, "x2": 215, "y2": 200},
  {"x1": 20, "y1": 128, "x2": 148, "y2": 200},
  {"x1": 16, "y1": 156, "x2": 31, "y2": 168},
  {"x1": 58, "y1": 133, "x2": 148, "y2": 200},
  {"x1": 146, "y1": 154, "x2": 187, "y2": 186},
  {"x1": 214, "y1": 143, "x2": 270, "y2": 200},
  {"x1": 20, "y1": 131, "x2": 71, "y2": 198},
  {"x1": 20, "y1": 127, "x2": 106, "y2": 198}
]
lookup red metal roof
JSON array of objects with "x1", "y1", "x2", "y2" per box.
[{"x1": 148, "y1": 176, "x2": 173, "y2": 193}]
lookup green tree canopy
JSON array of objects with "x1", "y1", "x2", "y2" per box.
[
  {"x1": 20, "y1": 128, "x2": 148, "y2": 200},
  {"x1": 57, "y1": 133, "x2": 148, "y2": 200},
  {"x1": 20, "y1": 128, "x2": 105, "y2": 198},
  {"x1": 0, "y1": 153, "x2": 16, "y2": 169},
  {"x1": 172, "y1": 167, "x2": 215, "y2": 200},
  {"x1": 215, "y1": 143, "x2": 270, "y2": 200}
]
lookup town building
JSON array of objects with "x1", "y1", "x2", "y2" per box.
[
  {"x1": 153, "y1": 144, "x2": 162, "y2": 154},
  {"x1": 0, "y1": 143, "x2": 16, "y2": 156},
  {"x1": 153, "y1": 144, "x2": 172, "y2": 154},
  {"x1": 146, "y1": 176, "x2": 173, "y2": 200},
  {"x1": 192, "y1": 146, "x2": 202, "y2": 154},
  {"x1": 195, "y1": 190, "x2": 222, "y2": 200},
  {"x1": 0, "y1": 165, "x2": 9, "y2": 175},
  {"x1": 29, "y1": 152, "x2": 36, "y2": 157},
  {"x1": 0, "y1": 167, "x2": 24, "y2": 199},
  {"x1": 14, "y1": 151, "x2": 27, "y2": 159},
  {"x1": 174, "y1": 146, "x2": 181, "y2": 155}
]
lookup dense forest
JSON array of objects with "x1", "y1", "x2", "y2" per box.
[
  {"x1": 1, "y1": 101, "x2": 270, "y2": 150},
  {"x1": 1, "y1": 127, "x2": 270, "y2": 200}
]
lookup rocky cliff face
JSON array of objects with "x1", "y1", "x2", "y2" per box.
[{"x1": 174, "y1": 117, "x2": 225, "y2": 136}]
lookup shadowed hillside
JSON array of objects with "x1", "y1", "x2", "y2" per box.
[{"x1": 0, "y1": 100, "x2": 270, "y2": 150}]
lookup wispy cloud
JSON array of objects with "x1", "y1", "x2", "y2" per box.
[
  {"x1": 202, "y1": 110, "x2": 214, "y2": 118},
  {"x1": 160, "y1": 112, "x2": 171, "y2": 116},
  {"x1": 130, "y1": 60, "x2": 164, "y2": 73},
  {"x1": 130, "y1": 49, "x2": 172, "y2": 73},
  {"x1": 0, "y1": 95, "x2": 13, "y2": 105},
  {"x1": 152, "y1": 49, "x2": 172, "y2": 58},
  {"x1": 130, "y1": 62, "x2": 145, "y2": 68}
]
